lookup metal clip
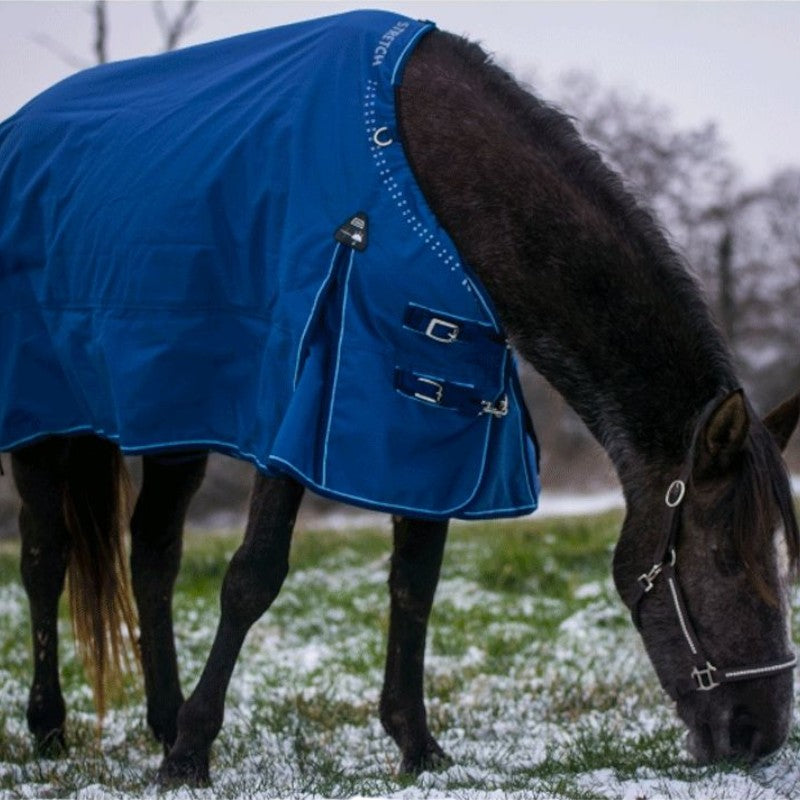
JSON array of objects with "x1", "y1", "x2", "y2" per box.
[
  {"x1": 637, "y1": 563, "x2": 664, "y2": 593},
  {"x1": 481, "y1": 395, "x2": 509, "y2": 418},
  {"x1": 425, "y1": 318, "x2": 460, "y2": 343},
  {"x1": 691, "y1": 661, "x2": 720, "y2": 691},
  {"x1": 413, "y1": 377, "x2": 444, "y2": 405}
]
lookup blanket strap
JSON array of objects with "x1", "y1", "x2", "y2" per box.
[
  {"x1": 403, "y1": 304, "x2": 506, "y2": 347},
  {"x1": 395, "y1": 368, "x2": 507, "y2": 418}
]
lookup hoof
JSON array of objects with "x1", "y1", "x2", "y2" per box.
[
  {"x1": 157, "y1": 751, "x2": 211, "y2": 788},
  {"x1": 399, "y1": 736, "x2": 452, "y2": 775},
  {"x1": 34, "y1": 728, "x2": 67, "y2": 759}
]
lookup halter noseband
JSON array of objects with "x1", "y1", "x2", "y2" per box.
[{"x1": 630, "y1": 394, "x2": 797, "y2": 699}]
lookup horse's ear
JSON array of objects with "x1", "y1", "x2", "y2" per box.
[
  {"x1": 763, "y1": 393, "x2": 800, "y2": 452},
  {"x1": 695, "y1": 389, "x2": 750, "y2": 478}
]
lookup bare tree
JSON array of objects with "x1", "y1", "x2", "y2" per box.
[
  {"x1": 537, "y1": 70, "x2": 800, "y2": 468},
  {"x1": 34, "y1": 1, "x2": 199, "y2": 68},
  {"x1": 153, "y1": 1, "x2": 198, "y2": 53},
  {"x1": 93, "y1": 0, "x2": 107, "y2": 64}
]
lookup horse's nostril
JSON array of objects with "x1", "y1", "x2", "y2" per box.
[{"x1": 729, "y1": 713, "x2": 757, "y2": 758}]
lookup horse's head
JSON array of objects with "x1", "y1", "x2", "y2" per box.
[{"x1": 613, "y1": 389, "x2": 800, "y2": 763}]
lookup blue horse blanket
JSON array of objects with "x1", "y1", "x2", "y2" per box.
[{"x1": 0, "y1": 10, "x2": 539, "y2": 519}]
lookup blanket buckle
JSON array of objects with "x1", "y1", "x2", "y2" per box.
[
  {"x1": 413, "y1": 377, "x2": 444, "y2": 405},
  {"x1": 425, "y1": 318, "x2": 460, "y2": 343}
]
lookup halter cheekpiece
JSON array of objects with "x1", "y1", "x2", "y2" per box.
[{"x1": 630, "y1": 394, "x2": 797, "y2": 698}]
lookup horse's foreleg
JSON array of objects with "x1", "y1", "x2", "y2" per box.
[
  {"x1": 12, "y1": 441, "x2": 71, "y2": 755},
  {"x1": 157, "y1": 474, "x2": 304, "y2": 787},
  {"x1": 380, "y1": 516, "x2": 450, "y2": 774},
  {"x1": 130, "y1": 452, "x2": 207, "y2": 751}
]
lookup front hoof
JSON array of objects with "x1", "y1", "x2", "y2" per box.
[
  {"x1": 157, "y1": 751, "x2": 210, "y2": 788},
  {"x1": 400, "y1": 736, "x2": 452, "y2": 776},
  {"x1": 34, "y1": 728, "x2": 67, "y2": 759}
]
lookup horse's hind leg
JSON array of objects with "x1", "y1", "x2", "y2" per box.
[
  {"x1": 11, "y1": 439, "x2": 71, "y2": 754},
  {"x1": 130, "y1": 452, "x2": 208, "y2": 751},
  {"x1": 380, "y1": 516, "x2": 450, "y2": 774},
  {"x1": 158, "y1": 474, "x2": 304, "y2": 787}
]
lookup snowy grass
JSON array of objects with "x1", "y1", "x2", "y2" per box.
[{"x1": 0, "y1": 512, "x2": 799, "y2": 799}]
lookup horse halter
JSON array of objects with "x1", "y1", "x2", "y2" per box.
[{"x1": 630, "y1": 395, "x2": 797, "y2": 699}]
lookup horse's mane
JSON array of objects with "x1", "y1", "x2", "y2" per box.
[
  {"x1": 427, "y1": 30, "x2": 700, "y2": 296},
  {"x1": 412, "y1": 32, "x2": 799, "y2": 587},
  {"x1": 728, "y1": 423, "x2": 800, "y2": 599},
  {"x1": 405, "y1": 31, "x2": 736, "y2": 460}
]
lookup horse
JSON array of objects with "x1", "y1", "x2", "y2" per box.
[{"x1": 1, "y1": 10, "x2": 798, "y2": 787}]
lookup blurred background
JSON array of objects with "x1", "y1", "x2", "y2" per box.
[{"x1": 1, "y1": 1, "x2": 798, "y2": 536}]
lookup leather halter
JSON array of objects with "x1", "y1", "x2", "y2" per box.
[{"x1": 630, "y1": 394, "x2": 797, "y2": 699}]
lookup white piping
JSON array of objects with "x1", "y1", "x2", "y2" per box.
[
  {"x1": 668, "y1": 576, "x2": 698, "y2": 655},
  {"x1": 723, "y1": 657, "x2": 797, "y2": 680}
]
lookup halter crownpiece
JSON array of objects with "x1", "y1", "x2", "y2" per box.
[{"x1": 631, "y1": 393, "x2": 797, "y2": 697}]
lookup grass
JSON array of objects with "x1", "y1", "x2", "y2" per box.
[{"x1": 0, "y1": 511, "x2": 798, "y2": 798}]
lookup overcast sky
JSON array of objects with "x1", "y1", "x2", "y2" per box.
[{"x1": 1, "y1": 1, "x2": 798, "y2": 184}]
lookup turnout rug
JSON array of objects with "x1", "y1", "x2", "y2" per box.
[{"x1": 0, "y1": 10, "x2": 539, "y2": 519}]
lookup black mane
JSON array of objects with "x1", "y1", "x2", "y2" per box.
[
  {"x1": 728, "y1": 421, "x2": 800, "y2": 595},
  {"x1": 400, "y1": 31, "x2": 737, "y2": 466}
]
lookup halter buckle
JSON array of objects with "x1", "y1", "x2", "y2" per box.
[{"x1": 691, "y1": 661, "x2": 720, "y2": 691}]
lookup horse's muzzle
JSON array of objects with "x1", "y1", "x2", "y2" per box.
[{"x1": 681, "y1": 676, "x2": 793, "y2": 764}]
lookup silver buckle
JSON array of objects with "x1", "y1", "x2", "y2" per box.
[
  {"x1": 481, "y1": 395, "x2": 509, "y2": 418},
  {"x1": 413, "y1": 377, "x2": 444, "y2": 405},
  {"x1": 691, "y1": 661, "x2": 720, "y2": 691},
  {"x1": 425, "y1": 318, "x2": 460, "y2": 343}
]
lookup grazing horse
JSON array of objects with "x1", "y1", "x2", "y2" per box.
[{"x1": 1, "y1": 10, "x2": 798, "y2": 786}]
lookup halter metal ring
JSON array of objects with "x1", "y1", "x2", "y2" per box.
[
  {"x1": 665, "y1": 480, "x2": 686, "y2": 507},
  {"x1": 373, "y1": 127, "x2": 393, "y2": 147}
]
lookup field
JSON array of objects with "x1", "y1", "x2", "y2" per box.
[{"x1": 0, "y1": 513, "x2": 798, "y2": 800}]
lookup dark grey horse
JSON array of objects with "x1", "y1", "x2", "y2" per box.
[{"x1": 7, "y1": 22, "x2": 799, "y2": 787}]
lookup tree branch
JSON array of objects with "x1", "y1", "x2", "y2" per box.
[
  {"x1": 153, "y1": 0, "x2": 198, "y2": 52},
  {"x1": 94, "y1": 0, "x2": 107, "y2": 64},
  {"x1": 30, "y1": 32, "x2": 92, "y2": 70}
]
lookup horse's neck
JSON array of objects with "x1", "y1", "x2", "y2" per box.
[{"x1": 399, "y1": 32, "x2": 737, "y2": 481}]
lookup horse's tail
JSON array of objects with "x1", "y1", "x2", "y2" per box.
[{"x1": 62, "y1": 436, "x2": 138, "y2": 721}]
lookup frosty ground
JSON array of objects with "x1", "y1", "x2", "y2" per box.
[{"x1": 0, "y1": 513, "x2": 798, "y2": 800}]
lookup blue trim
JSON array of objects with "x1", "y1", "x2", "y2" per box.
[
  {"x1": 267, "y1": 449, "x2": 533, "y2": 520},
  {"x1": 2, "y1": 427, "x2": 269, "y2": 471},
  {"x1": 507, "y1": 351, "x2": 537, "y2": 508},
  {"x1": 460, "y1": 501, "x2": 537, "y2": 519},
  {"x1": 391, "y1": 22, "x2": 434, "y2": 86}
]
